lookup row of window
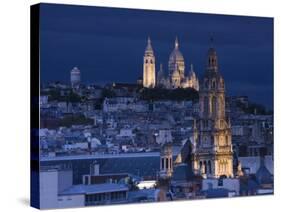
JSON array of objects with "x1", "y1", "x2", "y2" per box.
[
  {"x1": 199, "y1": 134, "x2": 229, "y2": 146},
  {"x1": 161, "y1": 157, "x2": 172, "y2": 170},
  {"x1": 145, "y1": 59, "x2": 154, "y2": 64},
  {"x1": 218, "y1": 161, "x2": 229, "y2": 174},
  {"x1": 203, "y1": 96, "x2": 225, "y2": 117},
  {"x1": 204, "y1": 79, "x2": 224, "y2": 90},
  {"x1": 199, "y1": 160, "x2": 212, "y2": 174},
  {"x1": 85, "y1": 191, "x2": 127, "y2": 204},
  {"x1": 208, "y1": 57, "x2": 217, "y2": 67}
]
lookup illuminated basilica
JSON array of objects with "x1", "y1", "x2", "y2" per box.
[{"x1": 143, "y1": 37, "x2": 199, "y2": 90}]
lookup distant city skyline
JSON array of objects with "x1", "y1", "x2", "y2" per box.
[{"x1": 40, "y1": 4, "x2": 273, "y2": 109}]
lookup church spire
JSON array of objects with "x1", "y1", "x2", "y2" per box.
[
  {"x1": 207, "y1": 36, "x2": 218, "y2": 72},
  {"x1": 175, "y1": 36, "x2": 179, "y2": 49},
  {"x1": 145, "y1": 36, "x2": 154, "y2": 55},
  {"x1": 148, "y1": 36, "x2": 151, "y2": 45},
  {"x1": 193, "y1": 37, "x2": 233, "y2": 178},
  {"x1": 143, "y1": 36, "x2": 156, "y2": 88}
]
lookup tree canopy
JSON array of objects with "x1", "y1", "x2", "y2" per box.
[{"x1": 139, "y1": 87, "x2": 199, "y2": 101}]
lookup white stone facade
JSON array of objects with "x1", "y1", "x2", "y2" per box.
[
  {"x1": 143, "y1": 37, "x2": 156, "y2": 88},
  {"x1": 143, "y1": 37, "x2": 199, "y2": 90}
]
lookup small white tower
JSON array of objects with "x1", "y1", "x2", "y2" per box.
[
  {"x1": 143, "y1": 37, "x2": 156, "y2": 88},
  {"x1": 70, "y1": 66, "x2": 81, "y2": 88}
]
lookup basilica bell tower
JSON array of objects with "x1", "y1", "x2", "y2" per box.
[
  {"x1": 192, "y1": 41, "x2": 233, "y2": 178},
  {"x1": 143, "y1": 37, "x2": 156, "y2": 88}
]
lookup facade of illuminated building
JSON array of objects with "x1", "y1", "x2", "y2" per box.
[
  {"x1": 143, "y1": 37, "x2": 199, "y2": 90},
  {"x1": 143, "y1": 37, "x2": 156, "y2": 88},
  {"x1": 192, "y1": 44, "x2": 234, "y2": 178}
]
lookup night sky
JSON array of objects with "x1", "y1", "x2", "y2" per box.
[{"x1": 39, "y1": 3, "x2": 273, "y2": 109}]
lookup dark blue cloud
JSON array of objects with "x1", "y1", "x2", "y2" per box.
[{"x1": 39, "y1": 3, "x2": 273, "y2": 109}]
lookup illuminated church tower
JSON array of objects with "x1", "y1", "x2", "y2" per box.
[
  {"x1": 192, "y1": 41, "x2": 233, "y2": 178},
  {"x1": 159, "y1": 142, "x2": 173, "y2": 179},
  {"x1": 143, "y1": 37, "x2": 156, "y2": 88}
]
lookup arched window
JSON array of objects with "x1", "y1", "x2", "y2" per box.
[
  {"x1": 204, "y1": 161, "x2": 207, "y2": 174},
  {"x1": 225, "y1": 135, "x2": 228, "y2": 145},
  {"x1": 212, "y1": 58, "x2": 214, "y2": 65},
  {"x1": 211, "y1": 96, "x2": 216, "y2": 116},
  {"x1": 204, "y1": 136, "x2": 208, "y2": 145},
  {"x1": 150, "y1": 59, "x2": 153, "y2": 64},
  {"x1": 145, "y1": 59, "x2": 148, "y2": 64},
  {"x1": 219, "y1": 135, "x2": 225, "y2": 146},
  {"x1": 212, "y1": 80, "x2": 216, "y2": 89},
  {"x1": 217, "y1": 96, "x2": 224, "y2": 117}
]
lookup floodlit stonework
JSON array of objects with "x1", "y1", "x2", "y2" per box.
[
  {"x1": 143, "y1": 37, "x2": 199, "y2": 90},
  {"x1": 192, "y1": 45, "x2": 233, "y2": 178},
  {"x1": 143, "y1": 37, "x2": 156, "y2": 88},
  {"x1": 159, "y1": 142, "x2": 173, "y2": 179}
]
